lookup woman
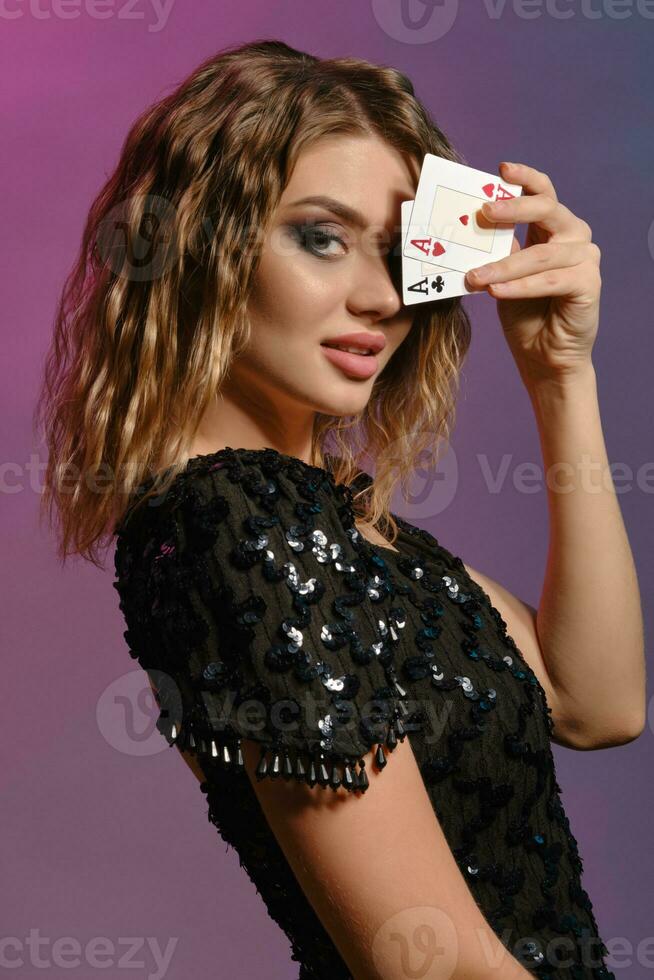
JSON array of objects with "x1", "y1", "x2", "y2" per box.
[{"x1": 35, "y1": 38, "x2": 644, "y2": 979}]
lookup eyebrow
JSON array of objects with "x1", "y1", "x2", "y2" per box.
[{"x1": 286, "y1": 195, "x2": 371, "y2": 231}]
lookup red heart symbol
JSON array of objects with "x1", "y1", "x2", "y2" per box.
[
  {"x1": 482, "y1": 183, "x2": 495, "y2": 198},
  {"x1": 431, "y1": 241, "x2": 445, "y2": 258},
  {"x1": 459, "y1": 214, "x2": 469, "y2": 226}
]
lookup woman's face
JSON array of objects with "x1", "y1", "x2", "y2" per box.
[{"x1": 227, "y1": 134, "x2": 418, "y2": 426}]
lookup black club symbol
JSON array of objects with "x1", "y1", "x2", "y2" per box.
[{"x1": 431, "y1": 276, "x2": 445, "y2": 293}]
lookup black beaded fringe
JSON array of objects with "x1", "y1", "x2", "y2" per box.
[{"x1": 159, "y1": 711, "x2": 408, "y2": 795}]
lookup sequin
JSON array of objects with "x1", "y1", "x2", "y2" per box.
[{"x1": 113, "y1": 446, "x2": 615, "y2": 980}]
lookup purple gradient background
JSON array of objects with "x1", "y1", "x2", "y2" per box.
[{"x1": 3, "y1": 1, "x2": 653, "y2": 978}]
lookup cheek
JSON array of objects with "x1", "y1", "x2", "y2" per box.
[
  {"x1": 250, "y1": 241, "x2": 343, "y2": 323},
  {"x1": 243, "y1": 268, "x2": 334, "y2": 367}
]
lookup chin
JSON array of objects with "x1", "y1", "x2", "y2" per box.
[{"x1": 310, "y1": 386, "x2": 372, "y2": 417}]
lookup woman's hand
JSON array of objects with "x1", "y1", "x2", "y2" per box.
[{"x1": 464, "y1": 161, "x2": 602, "y2": 386}]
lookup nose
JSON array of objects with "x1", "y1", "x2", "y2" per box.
[{"x1": 346, "y1": 247, "x2": 404, "y2": 323}]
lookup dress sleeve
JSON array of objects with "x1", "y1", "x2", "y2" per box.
[{"x1": 113, "y1": 451, "x2": 411, "y2": 796}]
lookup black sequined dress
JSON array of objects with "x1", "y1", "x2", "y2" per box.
[{"x1": 112, "y1": 446, "x2": 614, "y2": 980}]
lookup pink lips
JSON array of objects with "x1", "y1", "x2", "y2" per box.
[{"x1": 320, "y1": 344, "x2": 379, "y2": 379}]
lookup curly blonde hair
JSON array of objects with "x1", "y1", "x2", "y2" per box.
[{"x1": 33, "y1": 38, "x2": 472, "y2": 568}]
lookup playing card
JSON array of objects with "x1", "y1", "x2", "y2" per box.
[
  {"x1": 400, "y1": 200, "x2": 473, "y2": 304},
  {"x1": 403, "y1": 155, "x2": 523, "y2": 274}
]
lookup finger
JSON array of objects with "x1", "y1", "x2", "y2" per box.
[
  {"x1": 484, "y1": 262, "x2": 601, "y2": 299},
  {"x1": 479, "y1": 194, "x2": 591, "y2": 241},
  {"x1": 499, "y1": 161, "x2": 558, "y2": 202},
  {"x1": 465, "y1": 241, "x2": 598, "y2": 290}
]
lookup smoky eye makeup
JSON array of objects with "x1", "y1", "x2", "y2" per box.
[
  {"x1": 283, "y1": 216, "x2": 403, "y2": 280},
  {"x1": 286, "y1": 220, "x2": 348, "y2": 260}
]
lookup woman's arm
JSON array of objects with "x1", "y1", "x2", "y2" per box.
[
  {"x1": 524, "y1": 364, "x2": 646, "y2": 747},
  {"x1": 240, "y1": 737, "x2": 536, "y2": 980},
  {"x1": 464, "y1": 162, "x2": 646, "y2": 750},
  {"x1": 459, "y1": 366, "x2": 645, "y2": 751}
]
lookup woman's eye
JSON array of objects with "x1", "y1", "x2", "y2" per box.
[{"x1": 292, "y1": 223, "x2": 347, "y2": 259}]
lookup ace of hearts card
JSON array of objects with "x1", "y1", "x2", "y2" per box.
[{"x1": 403, "y1": 154, "x2": 523, "y2": 275}]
